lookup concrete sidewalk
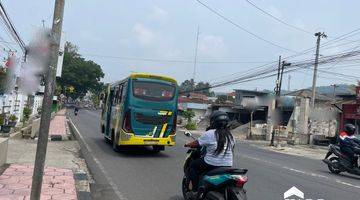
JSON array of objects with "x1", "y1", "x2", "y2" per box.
[
  {"x1": 0, "y1": 109, "x2": 91, "y2": 200},
  {"x1": 49, "y1": 109, "x2": 70, "y2": 141},
  {"x1": 0, "y1": 164, "x2": 77, "y2": 200}
]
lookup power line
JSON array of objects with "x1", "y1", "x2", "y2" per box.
[
  {"x1": 244, "y1": 0, "x2": 313, "y2": 35},
  {"x1": 82, "y1": 53, "x2": 272, "y2": 64},
  {"x1": 0, "y1": 1, "x2": 25, "y2": 53},
  {"x1": 185, "y1": 49, "x2": 360, "y2": 93},
  {"x1": 195, "y1": 0, "x2": 297, "y2": 53}
]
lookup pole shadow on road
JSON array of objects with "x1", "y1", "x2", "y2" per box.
[{"x1": 92, "y1": 138, "x2": 171, "y2": 158}]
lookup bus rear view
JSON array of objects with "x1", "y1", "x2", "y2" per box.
[{"x1": 101, "y1": 73, "x2": 179, "y2": 152}]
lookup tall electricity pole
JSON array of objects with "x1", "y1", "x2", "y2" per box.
[
  {"x1": 331, "y1": 84, "x2": 338, "y2": 102},
  {"x1": 287, "y1": 75, "x2": 291, "y2": 91},
  {"x1": 30, "y1": 1, "x2": 65, "y2": 199},
  {"x1": 192, "y1": 25, "x2": 199, "y2": 92},
  {"x1": 270, "y1": 57, "x2": 291, "y2": 146},
  {"x1": 311, "y1": 32, "x2": 327, "y2": 107}
]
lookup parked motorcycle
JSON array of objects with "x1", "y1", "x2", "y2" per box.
[
  {"x1": 182, "y1": 131, "x2": 248, "y2": 200},
  {"x1": 322, "y1": 144, "x2": 360, "y2": 176}
]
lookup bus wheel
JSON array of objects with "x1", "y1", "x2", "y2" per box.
[
  {"x1": 112, "y1": 133, "x2": 120, "y2": 152},
  {"x1": 153, "y1": 145, "x2": 165, "y2": 152},
  {"x1": 104, "y1": 135, "x2": 111, "y2": 144}
]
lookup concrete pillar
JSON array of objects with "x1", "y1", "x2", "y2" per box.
[{"x1": 299, "y1": 98, "x2": 310, "y2": 135}]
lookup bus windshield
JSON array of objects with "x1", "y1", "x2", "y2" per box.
[{"x1": 132, "y1": 80, "x2": 175, "y2": 101}]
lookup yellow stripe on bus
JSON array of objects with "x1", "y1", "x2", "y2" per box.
[{"x1": 159, "y1": 123, "x2": 168, "y2": 138}]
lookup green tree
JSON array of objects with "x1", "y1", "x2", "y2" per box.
[
  {"x1": 57, "y1": 42, "x2": 104, "y2": 99},
  {"x1": 179, "y1": 79, "x2": 213, "y2": 96},
  {"x1": 182, "y1": 110, "x2": 195, "y2": 123}
]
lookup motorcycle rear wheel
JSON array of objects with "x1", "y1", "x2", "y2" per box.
[
  {"x1": 328, "y1": 157, "x2": 342, "y2": 174},
  {"x1": 226, "y1": 187, "x2": 247, "y2": 200},
  {"x1": 182, "y1": 177, "x2": 190, "y2": 200}
]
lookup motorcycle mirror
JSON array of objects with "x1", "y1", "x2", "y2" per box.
[{"x1": 184, "y1": 131, "x2": 192, "y2": 138}]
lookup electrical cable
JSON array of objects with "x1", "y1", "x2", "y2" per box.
[{"x1": 196, "y1": 0, "x2": 297, "y2": 53}]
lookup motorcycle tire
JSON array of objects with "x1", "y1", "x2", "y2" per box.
[
  {"x1": 226, "y1": 187, "x2": 247, "y2": 200},
  {"x1": 205, "y1": 191, "x2": 225, "y2": 200},
  {"x1": 328, "y1": 157, "x2": 342, "y2": 174},
  {"x1": 182, "y1": 177, "x2": 190, "y2": 200}
]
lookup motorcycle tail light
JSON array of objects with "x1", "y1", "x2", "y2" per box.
[{"x1": 231, "y1": 175, "x2": 248, "y2": 187}]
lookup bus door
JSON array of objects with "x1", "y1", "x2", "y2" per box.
[{"x1": 105, "y1": 89, "x2": 114, "y2": 137}]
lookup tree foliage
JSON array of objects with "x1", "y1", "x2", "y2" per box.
[
  {"x1": 182, "y1": 110, "x2": 195, "y2": 123},
  {"x1": 57, "y1": 42, "x2": 104, "y2": 99},
  {"x1": 179, "y1": 79, "x2": 214, "y2": 96}
]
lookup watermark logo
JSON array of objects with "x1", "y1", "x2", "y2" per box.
[{"x1": 284, "y1": 186, "x2": 324, "y2": 200}]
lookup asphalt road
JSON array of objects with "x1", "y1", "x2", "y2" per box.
[{"x1": 70, "y1": 109, "x2": 360, "y2": 200}]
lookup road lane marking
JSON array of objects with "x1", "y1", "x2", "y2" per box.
[
  {"x1": 239, "y1": 154, "x2": 360, "y2": 190},
  {"x1": 69, "y1": 117, "x2": 128, "y2": 200}
]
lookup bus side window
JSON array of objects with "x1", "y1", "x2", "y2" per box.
[
  {"x1": 118, "y1": 84, "x2": 123, "y2": 103},
  {"x1": 112, "y1": 87, "x2": 118, "y2": 105},
  {"x1": 121, "y1": 82, "x2": 127, "y2": 101}
]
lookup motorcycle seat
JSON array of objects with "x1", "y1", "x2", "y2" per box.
[{"x1": 206, "y1": 167, "x2": 248, "y2": 176}]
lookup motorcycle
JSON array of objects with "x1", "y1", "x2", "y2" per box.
[
  {"x1": 74, "y1": 108, "x2": 78, "y2": 116},
  {"x1": 322, "y1": 144, "x2": 360, "y2": 176},
  {"x1": 182, "y1": 131, "x2": 248, "y2": 200}
]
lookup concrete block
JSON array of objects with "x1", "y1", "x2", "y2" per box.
[
  {"x1": 31, "y1": 118, "x2": 41, "y2": 138},
  {"x1": 0, "y1": 138, "x2": 8, "y2": 167}
]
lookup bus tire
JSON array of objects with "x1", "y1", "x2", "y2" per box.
[
  {"x1": 112, "y1": 132, "x2": 120, "y2": 152},
  {"x1": 104, "y1": 135, "x2": 111, "y2": 144},
  {"x1": 153, "y1": 145, "x2": 165, "y2": 152}
]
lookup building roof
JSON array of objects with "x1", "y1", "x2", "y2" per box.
[
  {"x1": 285, "y1": 89, "x2": 333, "y2": 101},
  {"x1": 189, "y1": 92, "x2": 208, "y2": 100},
  {"x1": 234, "y1": 89, "x2": 270, "y2": 95}
]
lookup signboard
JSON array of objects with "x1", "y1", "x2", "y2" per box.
[{"x1": 56, "y1": 31, "x2": 66, "y2": 77}]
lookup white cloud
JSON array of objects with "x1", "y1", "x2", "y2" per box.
[
  {"x1": 150, "y1": 6, "x2": 168, "y2": 21},
  {"x1": 132, "y1": 23, "x2": 154, "y2": 45},
  {"x1": 198, "y1": 34, "x2": 227, "y2": 57}
]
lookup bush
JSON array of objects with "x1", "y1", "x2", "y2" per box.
[
  {"x1": 185, "y1": 121, "x2": 197, "y2": 130},
  {"x1": 182, "y1": 110, "x2": 195, "y2": 123},
  {"x1": 0, "y1": 114, "x2": 5, "y2": 125},
  {"x1": 9, "y1": 114, "x2": 18, "y2": 122},
  {"x1": 23, "y1": 106, "x2": 32, "y2": 122}
]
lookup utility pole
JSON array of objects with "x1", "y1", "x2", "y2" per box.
[
  {"x1": 287, "y1": 75, "x2": 291, "y2": 91},
  {"x1": 311, "y1": 32, "x2": 327, "y2": 108},
  {"x1": 270, "y1": 57, "x2": 291, "y2": 146},
  {"x1": 42, "y1": 19, "x2": 45, "y2": 28},
  {"x1": 30, "y1": 1, "x2": 65, "y2": 200},
  {"x1": 331, "y1": 84, "x2": 338, "y2": 102},
  {"x1": 192, "y1": 25, "x2": 199, "y2": 92}
]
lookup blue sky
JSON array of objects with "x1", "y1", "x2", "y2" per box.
[{"x1": 3, "y1": 0, "x2": 360, "y2": 92}]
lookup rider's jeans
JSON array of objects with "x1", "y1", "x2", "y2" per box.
[{"x1": 190, "y1": 158, "x2": 217, "y2": 191}]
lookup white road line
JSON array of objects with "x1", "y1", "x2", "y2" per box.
[
  {"x1": 69, "y1": 117, "x2": 128, "y2": 200},
  {"x1": 239, "y1": 154, "x2": 360, "y2": 190}
]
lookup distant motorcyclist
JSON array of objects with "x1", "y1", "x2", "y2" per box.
[
  {"x1": 339, "y1": 123, "x2": 360, "y2": 168},
  {"x1": 74, "y1": 107, "x2": 79, "y2": 116},
  {"x1": 184, "y1": 111, "x2": 235, "y2": 194}
]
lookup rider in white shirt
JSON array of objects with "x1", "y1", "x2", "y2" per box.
[{"x1": 185, "y1": 111, "x2": 235, "y2": 192}]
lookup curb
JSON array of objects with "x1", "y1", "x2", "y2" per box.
[
  {"x1": 68, "y1": 116, "x2": 127, "y2": 200},
  {"x1": 74, "y1": 169, "x2": 92, "y2": 200}
]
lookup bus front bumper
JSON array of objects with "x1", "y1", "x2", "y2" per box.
[{"x1": 118, "y1": 134, "x2": 176, "y2": 146}]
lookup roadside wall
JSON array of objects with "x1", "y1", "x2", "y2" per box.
[{"x1": 0, "y1": 138, "x2": 8, "y2": 166}]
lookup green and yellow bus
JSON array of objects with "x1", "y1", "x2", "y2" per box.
[{"x1": 100, "y1": 73, "x2": 179, "y2": 152}]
